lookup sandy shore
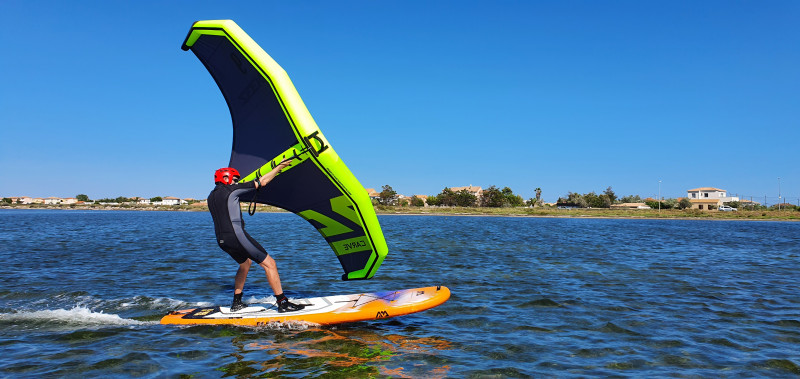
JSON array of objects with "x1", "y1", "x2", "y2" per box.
[{"x1": 3, "y1": 204, "x2": 798, "y2": 221}]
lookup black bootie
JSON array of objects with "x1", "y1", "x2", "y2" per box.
[
  {"x1": 231, "y1": 293, "x2": 247, "y2": 312},
  {"x1": 276, "y1": 293, "x2": 306, "y2": 313}
]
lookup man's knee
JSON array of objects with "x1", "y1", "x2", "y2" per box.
[{"x1": 258, "y1": 256, "x2": 276, "y2": 270}]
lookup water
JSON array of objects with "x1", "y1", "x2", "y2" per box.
[{"x1": 1, "y1": 209, "x2": 799, "y2": 377}]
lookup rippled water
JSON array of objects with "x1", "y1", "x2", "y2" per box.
[{"x1": 1, "y1": 209, "x2": 799, "y2": 377}]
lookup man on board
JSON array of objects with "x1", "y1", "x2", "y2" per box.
[{"x1": 208, "y1": 159, "x2": 306, "y2": 313}]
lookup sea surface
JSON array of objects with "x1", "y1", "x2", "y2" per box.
[{"x1": 1, "y1": 209, "x2": 799, "y2": 378}]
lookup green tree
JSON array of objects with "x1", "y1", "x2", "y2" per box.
[
  {"x1": 150, "y1": 196, "x2": 163, "y2": 203},
  {"x1": 2, "y1": 198, "x2": 11, "y2": 204},
  {"x1": 570, "y1": 192, "x2": 588, "y2": 208},
  {"x1": 435, "y1": 188, "x2": 457, "y2": 206},
  {"x1": 502, "y1": 187, "x2": 524, "y2": 207},
  {"x1": 454, "y1": 189, "x2": 478, "y2": 207},
  {"x1": 646, "y1": 199, "x2": 674, "y2": 209},
  {"x1": 426, "y1": 194, "x2": 441, "y2": 206},
  {"x1": 410, "y1": 196, "x2": 425, "y2": 207},
  {"x1": 619, "y1": 194, "x2": 642, "y2": 203},
  {"x1": 678, "y1": 198, "x2": 692, "y2": 210},
  {"x1": 527, "y1": 187, "x2": 543, "y2": 207},
  {"x1": 583, "y1": 192, "x2": 611, "y2": 208},
  {"x1": 584, "y1": 192, "x2": 599, "y2": 207},
  {"x1": 378, "y1": 185, "x2": 397, "y2": 205},
  {"x1": 604, "y1": 186, "x2": 617, "y2": 204},
  {"x1": 480, "y1": 186, "x2": 505, "y2": 207},
  {"x1": 76, "y1": 194, "x2": 90, "y2": 202},
  {"x1": 558, "y1": 192, "x2": 588, "y2": 208}
]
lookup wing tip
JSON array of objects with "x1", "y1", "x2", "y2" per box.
[{"x1": 181, "y1": 20, "x2": 240, "y2": 51}]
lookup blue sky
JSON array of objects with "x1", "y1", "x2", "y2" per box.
[{"x1": 1, "y1": 1, "x2": 798, "y2": 204}]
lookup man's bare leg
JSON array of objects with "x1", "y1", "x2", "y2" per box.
[
  {"x1": 230, "y1": 259, "x2": 253, "y2": 312},
  {"x1": 234, "y1": 259, "x2": 252, "y2": 295},
  {"x1": 258, "y1": 256, "x2": 305, "y2": 313},
  {"x1": 258, "y1": 255, "x2": 283, "y2": 295}
]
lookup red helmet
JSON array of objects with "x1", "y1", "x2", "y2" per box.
[{"x1": 214, "y1": 167, "x2": 240, "y2": 185}]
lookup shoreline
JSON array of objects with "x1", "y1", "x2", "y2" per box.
[{"x1": 2, "y1": 204, "x2": 798, "y2": 222}]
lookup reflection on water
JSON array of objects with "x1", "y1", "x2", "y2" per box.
[{"x1": 198, "y1": 326, "x2": 452, "y2": 377}]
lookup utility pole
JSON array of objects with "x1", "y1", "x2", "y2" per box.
[
  {"x1": 658, "y1": 180, "x2": 661, "y2": 214},
  {"x1": 778, "y1": 177, "x2": 781, "y2": 211}
]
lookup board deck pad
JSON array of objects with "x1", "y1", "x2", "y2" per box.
[
  {"x1": 161, "y1": 286, "x2": 450, "y2": 326},
  {"x1": 218, "y1": 306, "x2": 268, "y2": 315}
]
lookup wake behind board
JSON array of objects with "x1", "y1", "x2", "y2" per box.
[{"x1": 160, "y1": 286, "x2": 450, "y2": 326}]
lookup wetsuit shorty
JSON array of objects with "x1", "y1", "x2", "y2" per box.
[{"x1": 207, "y1": 182, "x2": 268, "y2": 264}]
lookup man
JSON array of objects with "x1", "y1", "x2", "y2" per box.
[{"x1": 207, "y1": 159, "x2": 305, "y2": 313}]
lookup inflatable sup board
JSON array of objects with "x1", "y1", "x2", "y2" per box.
[{"x1": 160, "y1": 286, "x2": 450, "y2": 326}]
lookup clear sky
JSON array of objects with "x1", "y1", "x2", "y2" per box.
[{"x1": 2, "y1": 1, "x2": 798, "y2": 204}]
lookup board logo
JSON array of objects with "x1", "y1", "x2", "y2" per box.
[
  {"x1": 376, "y1": 310, "x2": 389, "y2": 319},
  {"x1": 195, "y1": 308, "x2": 214, "y2": 316}
]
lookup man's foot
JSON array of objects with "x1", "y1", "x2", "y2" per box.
[
  {"x1": 230, "y1": 301, "x2": 247, "y2": 312},
  {"x1": 231, "y1": 293, "x2": 247, "y2": 312},
  {"x1": 277, "y1": 299, "x2": 306, "y2": 313}
]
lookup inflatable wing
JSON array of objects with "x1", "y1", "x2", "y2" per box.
[{"x1": 182, "y1": 20, "x2": 387, "y2": 280}]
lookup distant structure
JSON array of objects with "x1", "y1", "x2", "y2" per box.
[
  {"x1": 2, "y1": 195, "x2": 196, "y2": 206},
  {"x1": 611, "y1": 202, "x2": 651, "y2": 209},
  {"x1": 160, "y1": 196, "x2": 182, "y2": 206},
  {"x1": 687, "y1": 187, "x2": 739, "y2": 210},
  {"x1": 450, "y1": 185, "x2": 483, "y2": 203},
  {"x1": 365, "y1": 188, "x2": 380, "y2": 202}
]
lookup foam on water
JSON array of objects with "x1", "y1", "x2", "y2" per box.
[
  {"x1": 0, "y1": 306, "x2": 156, "y2": 326},
  {"x1": 117, "y1": 295, "x2": 208, "y2": 310}
]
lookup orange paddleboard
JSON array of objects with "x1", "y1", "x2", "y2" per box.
[{"x1": 160, "y1": 286, "x2": 450, "y2": 326}]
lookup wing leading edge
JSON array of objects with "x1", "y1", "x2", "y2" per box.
[{"x1": 182, "y1": 20, "x2": 387, "y2": 280}]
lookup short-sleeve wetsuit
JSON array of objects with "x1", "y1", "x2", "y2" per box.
[{"x1": 207, "y1": 181, "x2": 268, "y2": 264}]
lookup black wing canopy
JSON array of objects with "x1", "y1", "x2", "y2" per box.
[{"x1": 183, "y1": 20, "x2": 387, "y2": 280}]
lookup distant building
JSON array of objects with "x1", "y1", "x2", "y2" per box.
[
  {"x1": 9, "y1": 196, "x2": 33, "y2": 204},
  {"x1": 449, "y1": 185, "x2": 483, "y2": 202},
  {"x1": 611, "y1": 202, "x2": 651, "y2": 209},
  {"x1": 687, "y1": 187, "x2": 739, "y2": 210},
  {"x1": 161, "y1": 196, "x2": 181, "y2": 206},
  {"x1": 44, "y1": 197, "x2": 62, "y2": 205},
  {"x1": 365, "y1": 188, "x2": 380, "y2": 201},
  {"x1": 739, "y1": 199, "x2": 760, "y2": 207},
  {"x1": 412, "y1": 194, "x2": 428, "y2": 206}
]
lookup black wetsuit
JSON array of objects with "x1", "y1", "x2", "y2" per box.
[{"x1": 208, "y1": 182, "x2": 268, "y2": 264}]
